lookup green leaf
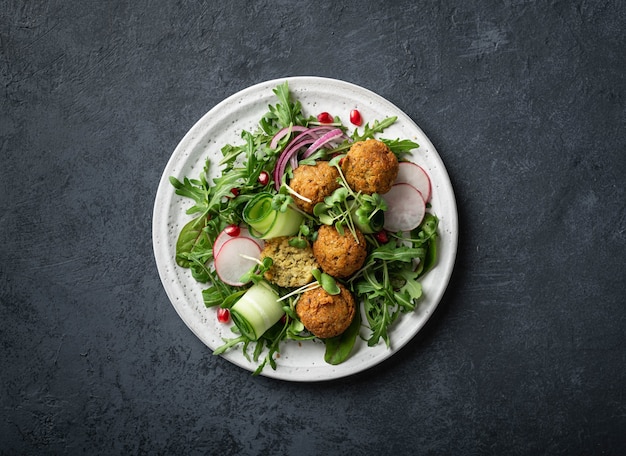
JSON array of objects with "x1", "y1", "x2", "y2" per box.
[
  {"x1": 271, "y1": 193, "x2": 293, "y2": 213},
  {"x1": 351, "y1": 116, "x2": 397, "y2": 142},
  {"x1": 313, "y1": 202, "x2": 329, "y2": 217},
  {"x1": 269, "y1": 81, "x2": 306, "y2": 128},
  {"x1": 318, "y1": 214, "x2": 334, "y2": 225},
  {"x1": 169, "y1": 176, "x2": 184, "y2": 189},
  {"x1": 201, "y1": 287, "x2": 223, "y2": 308},
  {"x1": 288, "y1": 237, "x2": 307, "y2": 249},
  {"x1": 363, "y1": 296, "x2": 393, "y2": 347},
  {"x1": 368, "y1": 243, "x2": 422, "y2": 263},
  {"x1": 398, "y1": 269, "x2": 422, "y2": 301},
  {"x1": 327, "y1": 187, "x2": 349, "y2": 205},
  {"x1": 222, "y1": 289, "x2": 247, "y2": 308},
  {"x1": 419, "y1": 235, "x2": 437, "y2": 277},
  {"x1": 324, "y1": 308, "x2": 361, "y2": 365},
  {"x1": 213, "y1": 335, "x2": 246, "y2": 356},
  {"x1": 298, "y1": 148, "x2": 327, "y2": 165},
  {"x1": 170, "y1": 160, "x2": 214, "y2": 217},
  {"x1": 380, "y1": 138, "x2": 419, "y2": 159},
  {"x1": 175, "y1": 217, "x2": 208, "y2": 268},
  {"x1": 328, "y1": 153, "x2": 345, "y2": 167},
  {"x1": 188, "y1": 255, "x2": 212, "y2": 283},
  {"x1": 312, "y1": 269, "x2": 340, "y2": 296},
  {"x1": 393, "y1": 269, "x2": 423, "y2": 311},
  {"x1": 219, "y1": 143, "x2": 243, "y2": 167}
]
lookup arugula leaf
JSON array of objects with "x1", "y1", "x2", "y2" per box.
[
  {"x1": 351, "y1": 116, "x2": 397, "y2": 142},
  {"x1": 394, "y1": 269, "x2": 422, "y2": 311},
  {"x1": 267, "y1": 81, "x2": 307, "y2": 129},
  {"x1": 169, "y1": 159, "x2": 213, "y2": 216},
  {"x1": 362, "y1": 293, "x2": 396, "y2": 347},
  {"x1": 380, "y1": 138, "x2": 419, "y2": 160},
  {"x1": 348, "y1": 212, "x2": 439, "y2": 346},
  {"x1": 212, "y1": 335, "x2": 247, "y2": 356}
]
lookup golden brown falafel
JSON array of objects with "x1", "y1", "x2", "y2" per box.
[
  {"x1": 260, "y1": 237, "x2": 319, "y2": 288},
  {"x1": 296, "y1": 283, "x2": 356, "y2": 339},
  {"x1": 341, "y1": 139, "x2": 398, "y2": 194},
  {"x1": 289, "y1": 161, "x2": 341, "y2": 214},
  {"x1": 312, "y1": 225, "x2": 367, "y2": 278}
]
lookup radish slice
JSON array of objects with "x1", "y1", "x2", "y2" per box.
[
  {"x1": 395, "y1": 162, "x2": 432, "y2": 202},
  {"x1": 213, "y1": 226, "x2": 263, "y2": 258},
  {"x1": 382, "y1": 183, "x2": 426, "y2": 232},
  {"x1": 214, "y1": 237, "x2": 262, "y2": 286}
]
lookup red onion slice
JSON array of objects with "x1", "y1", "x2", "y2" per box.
[
  {"x1": 272, "y1": 126, "x2": 347, "y2": 190},
  {"x1": 301, "y1": 128, "x2": 344, "y2": 159},
  {"x1": 270, "y1": 126, "x2": 308, "y2": 149}
]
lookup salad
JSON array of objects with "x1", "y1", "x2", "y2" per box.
[{"x1": 170, "y1": 81, "x2": 438, "y2": 375}]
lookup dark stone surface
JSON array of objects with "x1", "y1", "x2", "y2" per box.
[{"x1": 1, "y1": 1, "x2": 624, "y2": 454}]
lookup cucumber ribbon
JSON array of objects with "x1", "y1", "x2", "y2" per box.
[
  {"x1": 230, "y1": 281, "x2": 284, "y2": 340},
  {"x1": 243, "y1": 192, "x2": 303, "y2": 239}
]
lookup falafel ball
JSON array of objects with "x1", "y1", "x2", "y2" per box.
[
  {"x1": 289, "y1": 161, "x2": 340, "y2": 214},
  {"x1": 312, "y1": 225, "x2": 367, "y2": 278},
  {"x1": 341, "y1": 139, "x2": 398, "y2": 194},
  {"x1": 260, "y1": 236, "x2": 319, "y2": 288},
  {"x1": 296, "y1": 283, "x2": 356, "y2": 339}
]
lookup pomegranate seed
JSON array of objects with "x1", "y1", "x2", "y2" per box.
[
  {"x1": 230, "y1": 188, "x2": 239, "y2": 197},
  {"x1": 258, "y1": 171, "x2": 270, "y2": 186},
  {"x1": 316, "y1": 112, "x2": 333, "y2": 124},
  {"x1": 375, "y1": 230, "x2": 388, "y2": 243},
  {"x1": 224, "y1": 224, "x2": 240, "y2": 237},
  {"x1": 217, "y1": 308, "x2": 230, "y2": 323},
  {"x1": 350, "y1": 109, "x2": 362, "y2": 126}
]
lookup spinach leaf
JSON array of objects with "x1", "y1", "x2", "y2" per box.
[
  {"x1": 324, "y1": 307, "x2": 361, "y2": 365},
  {"x1": 175, "y1": 216, "x2": 208, "y2": 268}
]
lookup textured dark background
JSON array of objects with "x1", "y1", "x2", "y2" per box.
[{"x1": 1, "y1": 1, "x2": 624, "y2": 454}]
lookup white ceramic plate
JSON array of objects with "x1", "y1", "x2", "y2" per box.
[{"x1": 153, "y1": 76, "x2": 458, "y2": 381}]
